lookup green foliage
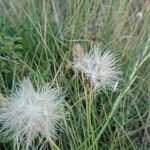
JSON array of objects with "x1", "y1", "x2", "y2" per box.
[{"x1": 0, "y1": 0, "x2": 149, "y2": 149}]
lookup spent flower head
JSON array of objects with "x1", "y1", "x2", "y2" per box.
[
  {"x1": 72, "y1": 45, "x2": 121, "y2": 91},
  {"x1": 0, "y1": 78, "x2": 65, "y2": 149}
]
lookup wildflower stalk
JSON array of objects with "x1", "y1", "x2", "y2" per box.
[
  {"x1": 81, "y1": 73, "x2": 90, "y2": 141},
  {"x1": 72, "y1": 45, "x2": 121, "y2": 148},
  {"x1": 88, "y1": 90, "x2": 96, "y2": 149},
  {"x1": 81, "y1": 73, "x2": 94, "y2": 147}
]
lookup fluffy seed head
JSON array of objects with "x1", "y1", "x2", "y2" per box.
[
  {"x1": 72, "y1": 46, "x2": 121, "y2": 91},
  {"x1": 0, "y1": 78, "x2": 65, "y2": 149}
]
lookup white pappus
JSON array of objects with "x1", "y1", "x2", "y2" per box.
[
  {"x1": 0, "y1": 78, "x2": 65, "y2": 149},
  {"x1": 72, "y1": 46, "x2": 121, "y2": 91}
]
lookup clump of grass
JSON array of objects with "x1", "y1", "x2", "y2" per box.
[{"x1": 0, "y1": 0, "x2": 149, "y2": 149}]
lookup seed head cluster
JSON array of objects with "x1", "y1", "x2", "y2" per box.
[
  {"x1": 0, "y1": 78, "x2": 65, "y2": 149},
  {"x1": 72, "y1": 46, "x2": 121, "y2": 90}
]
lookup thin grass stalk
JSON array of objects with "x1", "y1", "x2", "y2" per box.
[{"x1": 51, "y1": 0, "x2": 62, "y2": 39}]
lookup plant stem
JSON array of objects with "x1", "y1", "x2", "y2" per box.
[{"x1": 81, "y1": 73, "x2": 91, "y2": 147}]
